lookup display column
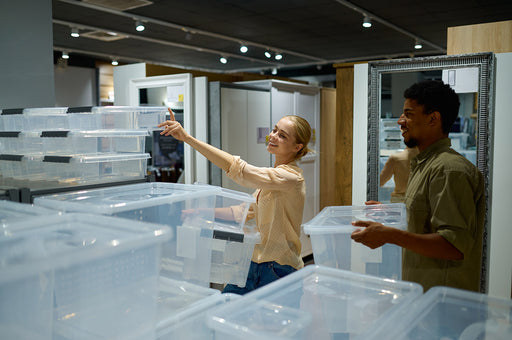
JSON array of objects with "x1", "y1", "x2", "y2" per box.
[{"x1": 0, "y1": 0, "x2": 55, "y2": 109}]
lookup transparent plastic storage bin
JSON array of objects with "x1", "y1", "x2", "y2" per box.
[
  {"x1": 0, "y1": 131, "x2": 41, "y2": 154},
  {"x1": 156, "y1": 278, "x2": 221, "y2": 333},
  {"x1": 303, "y1": 204, "x2": 407, "y2": 280},
  {"x1": 157, "y1": 293, "x2": 240, "y2": 340},
  {"x1": 0, "y1": 154, "x2": 45, "y2": 181},
  {"x1": 363, "y1": 286, "x2": 512, "y2": 340},
  {"x1": 41, "y1": 152, "x2": 150, "y2": 185},
  {"x1": 92, "y1": 106, "x2": 167, "y2": 130},
  {"x1": 34, "y1": 182, "x2": 223, "y2": 287},
  {"x1": 0, "y1": 213, "x2": 171, "y2": 340},
  {"x1": 207, "y1": 265, "x2": 423, "y2": 340},
  {"x1": 40, "y1": 129, "x2": 149, "y2": 154},
  {"x1": 210, "y1": 224, "x2": 260, "y2": 287}
]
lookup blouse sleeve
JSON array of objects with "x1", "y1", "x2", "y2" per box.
[{"x1": 226, "y1": 156, "x2": 303, "y2": 191}]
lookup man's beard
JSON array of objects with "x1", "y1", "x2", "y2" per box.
[{"x1": 404, "y1": 138, "x2": 418, "y2": 148}]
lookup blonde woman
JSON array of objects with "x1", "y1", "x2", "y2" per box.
[{"x1": 159, "y1": 109, "x2": 312, "y2": 294}]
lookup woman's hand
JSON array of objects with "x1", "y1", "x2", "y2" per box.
[{"x1": 157, "y1": 108, "x2": 189, "y2": 141}]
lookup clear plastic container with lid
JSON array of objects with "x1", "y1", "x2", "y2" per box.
[
  {"x1": 0, "y1": 213, "x2": 171, "y2": 340},
  {"x1": 0, "y1": 131, "x2": 41, "y2": 154},
  {"x1": 92, "y1": 106, "x2": 168, "y2": 130},
  {"x1": 34, "y1": 182, "x2": 223, "y2": 287},
  {"x1": 207, "y1": 265, "x2": 423, "y2": 340},
  {"x1": 362, "y1": 286, "x2": 512, "y2": 340},
  {"x1": 303, "y1": 203, "x2": 407, "y2": 280}
]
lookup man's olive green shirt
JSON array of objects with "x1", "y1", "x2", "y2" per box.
[{"x1": 403, "y1": 138, "x2": 485, "y2": 292}]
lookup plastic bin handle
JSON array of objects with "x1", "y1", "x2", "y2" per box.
[
  {"x1": 0, "y1": 132, "x2": 21, "y2": 137},
  {"x1": 1, "y1": 108, "x2": 23, "y2": 115},
  {"x1": 41, "y1": 131, "x2": 70, "y2": 137},
  {"x1": 0, "y1": 154, "x2": 23, "y2": 161},
  {"x1": 213, "y1": 230, "x2": 244, "y2": 243},
  {"x1": 43, "y1": 155, "x2": 72, "y2": 163}
]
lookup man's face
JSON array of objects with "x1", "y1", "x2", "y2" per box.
[{"x1": 398, "y1": 98, "x2": 432, "y2": 149}]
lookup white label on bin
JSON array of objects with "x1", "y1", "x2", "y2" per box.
[{"x1": 177, "y1": 225, "x2": 198, "y2": 259}]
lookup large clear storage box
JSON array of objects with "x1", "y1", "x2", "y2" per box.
[
  {"x1": 157, "y1": 293, "x2": 240, "y2": 340},
  {"x1": 0, "y1": 154, "x2": 45, "y2": 181},
  {"x1": 303, "y1": 204, "x2": 407, "y2": 280},
  {"x1": 0, "y1": 131, "x2": 41, "y2": 154},
  {"x1": 40, "y1": 129, "x2": 149, "y2": 154},
  {"x1": 91, "y1": 106, "x2": 167, "y2": 130},
  {"x1": 0, "y1": 200, "x2": 57, "y2": 230},
  {"x1": 0, "y1": 213, "x2": 170, "y2": 340},
  {"x1": 363, "y1": 286, "x2": 512, "y2": 340},
  {"x1": 34, "y1": 182, "x2": 222, "y2": 287},
  {"x1": 207, "y1": 265, "x2": 423, "y2": 340}
]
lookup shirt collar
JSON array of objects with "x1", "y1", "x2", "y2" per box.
[{"x1": 412, "y1": 138, "x2": 451, "y2": 167}]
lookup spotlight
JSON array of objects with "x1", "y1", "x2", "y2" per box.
[
  {"x1": 220, "y1": 57, "x2": 228, "y2": 64},
  {"x1": 111, "y1": 60, "x2": 119, "y2": 66},
  {"x1": 135, "y1": 20, "x2": 145, "y2": 32},
  {"x1": 264, "y1": 51, "x2": 272, "y2": 58},
  {"x1": 271, "y1": 68, "x2": 277, "y2": 75},
  {"x1": 274, "y1": 53, "x2": 283, "y2": 60},
  {"x1": 61, "y1": 51, "x2": 69, "y2": 59},
  {"x1": 414, "y1": 40, "x2": 423, "y2": 49},
  {"x1": 362, "y1": 15, "x2": 372, "y2": 28},
  {"x1": 240, "y1": 45, "x2": 248, "y2": 53},
  {"x1": 70, "y1": 27, "x2": 79, "y2": 38}
]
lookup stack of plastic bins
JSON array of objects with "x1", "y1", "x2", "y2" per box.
[
  {"x1": 0, "y1": 154, "x2": 46, "y2": 184},
  {"x1": 33, "y1": 182, "x2": 221, "y2": 287},
  {"x1": 0, "y1": 200, "x2": 58, "y2": 231},
  {"x1": 209, "y1": 187, "x2": 259, "y2": 287},
  {"x1": 363, "y1": 286, "x2": 512, "y2": 340},
  {"x1": 207, "y1": 265, "x2": 423, "y2": 340},
  {"x1": 0, "y1": 213, "x2": 170, "y2": 340},
  {"x1": 303, "y1": 203, "x2": 407, "y2": 280},
  {"x1": 91, "y1": 106, "x2": 168, "y2": 130},
  {"x1": 157, "y1": 293, "x2": 241, "y2": 340}
]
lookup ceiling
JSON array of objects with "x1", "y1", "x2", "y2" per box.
[{"x1": 52, "y1": 0, "x2": 512, "y2": 77}]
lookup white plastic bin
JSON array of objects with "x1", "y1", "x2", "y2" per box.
[
  {"x1": 363, "y1": 286, "x2": 512, "y2": 340},
  {"x1": 34, "y1": 182, "x2": 222, "y2": 287},
  {"x1": 157, "y1": 293, "x2": 240, "y2": 340},
  {"x1": 210, "y1": 224, "x2": 260, "y2": 287},
  {"x1": 40, "y1": 129, "x2": 149, "y2": 154},
  {"x1": 207, "y1": 265, "x2": 423, "y2": 340},
  {"x1": 303, "y1": 204, "x2": 407, "y2": 280},
  {"x1": 92, "y1": 106, "x2": 167, "y2": 130},
  {"x1": 41, "y1": 152, "x2": 150, "y2": 184},
  {"x1": 0, "y1": 213, "x2": 171, "y2": 340}
]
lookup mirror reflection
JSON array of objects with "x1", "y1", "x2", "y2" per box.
[{"x1": 378, "y1": 69, "x2": 479, "y2": 203}]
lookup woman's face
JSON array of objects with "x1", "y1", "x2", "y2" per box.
[{"x1": 267, "y1": 117, "x2": 302, "y2": 158}]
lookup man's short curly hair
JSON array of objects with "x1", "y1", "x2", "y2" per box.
[{"x1": 404, "y1": 80, "x2": 460, "y2": 134}]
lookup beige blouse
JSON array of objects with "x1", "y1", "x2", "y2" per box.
[{"x1": 226, "y1": 156, "x2": 305, "y2": 270}]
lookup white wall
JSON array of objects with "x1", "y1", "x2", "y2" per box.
[
  {"x1": 54, "y1": 65, "x2": 97, "y2": 107},
  {"x1": 113, "y1": 63, "x2": 146, "y2": 105},
  {"x1": 488, "y1": 52, "x2": 512, "y2": 299},
  {"x1": 352, "y1": 63, "x2": 369, "y2": 205}
]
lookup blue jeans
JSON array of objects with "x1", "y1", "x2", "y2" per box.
[{"x1": 222, "y1": 261, "x2": 296, "y2": 295}]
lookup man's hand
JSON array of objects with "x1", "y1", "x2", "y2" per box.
[{"x1": 351, "y1": 220, "x2": 390, "y2": 249}]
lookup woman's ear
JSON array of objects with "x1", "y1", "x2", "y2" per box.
[{"x1": 295, "y1": 143, "x2": 304, "y2": 153}]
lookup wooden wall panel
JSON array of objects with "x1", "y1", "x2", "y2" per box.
[
  {"x1": 320, "y1": 88, "x2": 337, "y2": 210},
  {"x1": 447, "y1": 20, "x2": 512, "y2": 55}
]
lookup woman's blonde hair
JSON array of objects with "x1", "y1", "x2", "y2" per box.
[{"x1": 284, "y1": 115, "x2": 313, "y2": 160}]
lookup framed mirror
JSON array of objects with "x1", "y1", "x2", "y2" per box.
[{"x1": 367, "y1": 52, "x2": 495, "y2": 291}]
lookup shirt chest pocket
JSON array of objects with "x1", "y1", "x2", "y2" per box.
[{"x1": 405, "y1": 186, "x2": 431, "y2": 233}]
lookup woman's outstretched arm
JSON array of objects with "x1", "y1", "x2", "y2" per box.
[{"x1": 158, "y1": 108, "x2": 234, "y2": 172}]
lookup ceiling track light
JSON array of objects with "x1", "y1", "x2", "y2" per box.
[
  {"x1": 362, "y1": 15, "x2": 372, "y2": 28},
  {"x1": 70, "y1": 27, "x2": 79, "y2": 38},
  {"x1": 271, "y1": 68, "x2": 278, "y2": 75},
  {"x1": 240, "y1": 44, "x2": 248, "y2": 53},
  {"x1": 135, "y1": 20, "x2": 145, "y2": 32},
  {"x1": 274, "y1": 52, "x2": 283, "y2": 60},
  {"x1": 264, "y1": 51, "x2": 272, "y2": 58},
  {"x1": 219, "y1": 56, "x2": 228, "y2": 64},
  {"x1": 111, "y1": 59, "x2": 119, "y2": 66},
  {"x1": 61, "y1": 51, "x2": 69, "y2": 59},
  {"x1": 414, "y1": 40, "x2": 423, "y2": 49}
]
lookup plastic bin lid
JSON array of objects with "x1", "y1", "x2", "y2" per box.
[
  {"x1": 34, "y1": 182, "x2": 222, "y2": 214},
  {"x1": 362, "y1": 286, "x2": 512, "y2": 340},
  {"x1": 303, "y1": 204, "x2": 406, "y2": 235},
  {"x1": 41, "y1": 152, "x2": 150, "y2": 164},
  {"x1": 0, "y1": 213, "x2": 171, "y2": 283},
  {"x1": 0, "y1": 201, "x2": 57, "y2": 229},
  {"x1": 23, "y1": 107, "x2": 68, "y2": 115},
  {"x1": 92, "y1": 106, "x2": 168, "y2": 113}
]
